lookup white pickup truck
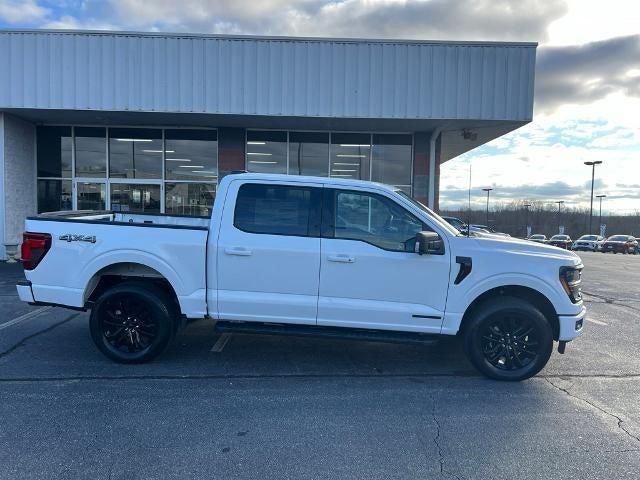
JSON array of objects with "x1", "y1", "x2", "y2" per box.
[{"x1": 16, "y1": 173, "x2": 585, "y2": 380}]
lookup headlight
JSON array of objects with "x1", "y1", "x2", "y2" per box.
[{"x1": 560, "y1": 266, "x2": 582, "y2": 303}]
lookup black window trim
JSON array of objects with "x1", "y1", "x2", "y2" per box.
[
  {"x1": 322, "y1": 187, "x2": 431, "y2": 253},
  {"x1": 233, "y1": 182, "x2": 322, "y2": 238}
]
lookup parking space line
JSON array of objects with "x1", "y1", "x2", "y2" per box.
[
  {"x1": 586, "y1": 318, "x2": 608, "y2": 326},
  {"x1": 210, "y1": 333, "x2": 232, "y2": 352},
  {"x1": 0, "y1": 306, "x2": 53, "y2": 331}
]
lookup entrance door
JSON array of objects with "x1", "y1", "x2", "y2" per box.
[
  {"x1": 74, "y1": 181, "x2": 106, "y2": 211},
  {"x1": 216, "y1": 180, "x2": 323, "y2": 325},
  {"x1": 318, "y1": 188, "x2": 451, "y2": 334}
]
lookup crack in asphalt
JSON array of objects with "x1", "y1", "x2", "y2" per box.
[
  {"x1": 582, "y1": 291, "x2": 640, "y2": 312},
  {"x1": 430, "y1": 399, "x2": 465, "y2": 480},
  {"x1": 545, "y1": 378, "x2": 640, "y2": 445},
  {"x1": 0, "y1": 314, "x2": 79, "y2": 359}
]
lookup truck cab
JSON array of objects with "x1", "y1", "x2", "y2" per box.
[{"x1": 17, "y1": 174, "x2": 585, "y2": 381}]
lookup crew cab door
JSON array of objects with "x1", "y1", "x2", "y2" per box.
[
  {"x1": 318, "y1": 187, "x2": 451, "y2": 333},
  {"x1": 216, "y1": 180, "x2": 322, "y2": 325}
]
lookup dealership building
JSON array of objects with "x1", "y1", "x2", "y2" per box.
[{"x1": 0, "y1": 29, "x2": 536, "y2": 260}]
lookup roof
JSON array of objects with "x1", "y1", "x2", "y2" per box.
[
  {"x1": 221, "y1": 172, "x2": 398, "y2": 193},
  {"x1": 0, "y1": 28, "x2": 538, "y2": 47},
  {"x1": 0, "y1": 29, "x2": 536, "y2": 123}
]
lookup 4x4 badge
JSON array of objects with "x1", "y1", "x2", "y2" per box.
[{"x1": 59, "y1": 234, "x2": 96, "y2": 243}]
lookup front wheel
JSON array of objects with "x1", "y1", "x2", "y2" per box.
[
  {"x1": 90, "y1": 282, "x2": 176, "y2": 363},
  {"x1": 463, "y1": 297, "x2": 554, "y2": 381}
]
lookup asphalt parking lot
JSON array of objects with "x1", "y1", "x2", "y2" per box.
[{"x1": 1, "y1": 252, "x2": 639, "y2": 479}]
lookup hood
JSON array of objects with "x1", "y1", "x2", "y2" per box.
[{"x1": 466, "y1": 235, "x2": 582, "y2": 264}]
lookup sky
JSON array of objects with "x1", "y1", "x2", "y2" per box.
[{"x1": 0, "y1": 0, "x2": 638, "y2": 214}]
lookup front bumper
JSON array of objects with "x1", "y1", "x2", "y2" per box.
[
  {"x1": 16, "y1": 280, "x2": 35, "y2": 303},
  {"x1": 558, "y1": 305, "x2": 586, "y2": 341}
]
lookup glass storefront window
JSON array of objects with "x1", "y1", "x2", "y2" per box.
[
  {"x1": 165, "y1": 129, "x2": 218, "y2": 181},
  {"x1": 77, "y1": 183, "x2": 106, "y2": 210},
  {"x1": 330, "y1": 133, "x2": 371, "y2": 180},
  {"x1": 110, "y1": 184, "x2": 161, "y2": 213},
  {"x1": 246, "y1": 131, "x2": 287, "y2": 174},
  {"x1": 37, "y1": 179, "x2": 72, "y2": 213},
  {"x1": 109, "y1": 128, "x2": 162, "y2": 179},
  {"x1": 289, "y1": 132, "x2": 329, "y2": 177},
  {"x1": 165, "y1": 183, "x2": 216, "y2": 217},
  {"x1": 371, "y1": 134, "x2": 412, "y2": 190},
  {"x1": 75, "y1": 127, "x2": 106, "y2": 178},
  {"x1": 37, "y1": 126, "x2": 72, "y2": 178}
]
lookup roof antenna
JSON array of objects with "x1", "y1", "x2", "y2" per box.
[{"x1": 467, "y1": 158, "x2": 472, "y2": 236}]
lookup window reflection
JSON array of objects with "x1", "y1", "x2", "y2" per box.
[
  {"x1": 109, "y1": 128, "x2": 162, "y2": 179},
  {"x1": 371, "y1": 134, "x2": 412, "y2": 190},
  {"x1": 165, "y1": 130, "x2": 218, "y2": 182},
  {"x1": 330, "y1": 133, "x2": 371, "y2": 180},
  {"x1": 289, "y1": 132, "x2": 329, "y2": 177},
  {"x1": 246, "y1": 131, "x2": 287, "y2": 174},
  {"x1": 37, "y1": 126, "x2": 72, "y2": 178},
  {"x1": 110, "y1": 184, "x2": 160, "y2": 213},
  {"x1": 75, "y1": 127, "x2": 106, "y2": 178},
  {"x1": 77, "y1": 183, "x2": 106, "y2": 210},
  {"x1": 37, "y1": 179, "x2": 72, "y2": 213},
  {"x1": 165, "y1": 183, "x2": 216, "y2": 217}
]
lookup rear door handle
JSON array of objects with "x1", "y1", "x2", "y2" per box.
[
  {"x1": 327, "y1": 254, "x2": 355, "y2": 263},
  {"x1": 225, "y1": 247, "x2": 253, "y2": 256}
]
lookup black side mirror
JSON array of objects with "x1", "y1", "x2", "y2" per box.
[{"x1": 415, "y1": 231, "x2": 445, "y2": 255}]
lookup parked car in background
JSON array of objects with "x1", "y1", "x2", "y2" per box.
[
  {"x1": 572, "y1": 235, "x2": 605, "y2": 252},
  {"x1": 548, "y1": 234, "x2": 573, "y2": 249},
  {"x1": 601, "y1": 235, "x2": 638, "y2": 254},
  {"x1": 470, "y1": 224, "x2": 511, "y2": 237},
  {"x1": 528, "y1": 234, "x2": 548, "y2": 244}
]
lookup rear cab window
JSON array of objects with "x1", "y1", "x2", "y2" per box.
[{"x1": 233, "y1": 183, "x2": 321, "y2": 237}]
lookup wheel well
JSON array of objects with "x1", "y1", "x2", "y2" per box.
[
  {"x1": 85, "y1": 263, "x2": 180, "y2": 313},
  {"x1": 459, "y1": 286, "x2": 560, "y2": 340}
]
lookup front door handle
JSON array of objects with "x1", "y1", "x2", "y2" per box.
[
  {"x1": 225, "y1": 247, "x2": 253, "y2": 256},
  {"x1": 327, "y1": 254, "x2": 355, "y2": 263}
]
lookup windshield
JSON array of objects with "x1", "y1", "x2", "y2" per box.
[
  {"x1": 579, "y1": 235, "x2": 597, "y2": 241},
  {"x1": 395, "y1": 191, "x2": 460, "y2": 236},
  {"x1": 551, "y1": 235, "x2": 568, "y2": 240},
  {"x1": 443, "y1": 217, "x2": 466, "y2": 230},
  {"x1": 608, "y1": 235, "x2": 628, "y2": 241}
]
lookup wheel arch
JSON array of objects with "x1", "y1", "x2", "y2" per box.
[
  {"x1": 83, "y1": 262, "x2": 180, "y2": 315},
  {"x1": 459, "y1": 285, "x2": 560, "y2": 341}
]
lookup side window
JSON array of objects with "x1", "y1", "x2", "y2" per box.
[
  {"x1": 332, "y1": 190, "x2": 427, "y2": 252},
  {"x1": 234, "y1": 183, "x2": 319, "y2": 237}
]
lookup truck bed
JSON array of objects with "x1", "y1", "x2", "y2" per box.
[{"x1": 22, "y1": 210, "x2": 210, "y2": 318}]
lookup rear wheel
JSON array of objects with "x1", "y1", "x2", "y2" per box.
[
  {"x1": 90, "y1": 282, "x2": 176, "y2": 363},
  {"x1": 463, "y1": 297, "x2": 553, "y2": 381}
]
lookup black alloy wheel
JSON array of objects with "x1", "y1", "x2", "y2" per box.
[
  {"x1": 480, "y1": 316, "x2": 539, "y2": 371},
  {"x1": 90, "y1": 282, "x2": 175, "y2": 363},
  {"x1": 463, "y1": 296, "x2": 553, "y2": 381}
]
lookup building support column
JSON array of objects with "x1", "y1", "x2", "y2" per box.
[
  {"x1": 1, "y1": 113, "x2": 37, "y2": 261},
  {"x1": 412, "y1": 132, "x2": 430, "y2": 207},
  {"x1": 218, "y1": 128, "x2": 246, "y2": 179}
]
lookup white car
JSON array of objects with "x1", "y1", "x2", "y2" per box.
[
  {"x1": 16, "y1": 174, "x2": 585, "y2": 381},
  {"x1": 572, "y1": 235, "x2": 605, "y2": 252}
]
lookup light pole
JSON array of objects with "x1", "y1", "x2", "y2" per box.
[
  {"x1": 584, "y1": 161, "x2": 603, "y2": 233},
  {"x1": 596, "y1": 194, "x2": 606, "y2": 233},
  {"x1": 524, "y1": 202, "x2": 532, "y2": 237},
  {"x1": 482, "y1": 188, "x2": 493, "y2": 226},
  {"x1": 556, "y1": 200, "x2": 565, "y2": 233}
]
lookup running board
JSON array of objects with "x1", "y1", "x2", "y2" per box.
[{"x1": 214, "y1": 321, "x2": 440, "y2": 346}]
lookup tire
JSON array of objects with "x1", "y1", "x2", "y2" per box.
[
  {"x1": 463, "y1": 296, "x2": 554, "y2": 381},
  {"x1": 90, "y1": 282, "x2": 177, "y2": 363}
]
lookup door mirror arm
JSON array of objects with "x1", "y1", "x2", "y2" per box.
[{"x1": 415, "y1": 231, "x2": 445, "y2": 255}]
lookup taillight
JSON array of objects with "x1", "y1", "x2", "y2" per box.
[{"x1": 21, "y1": 232, "x2": 52, "y2": 270}]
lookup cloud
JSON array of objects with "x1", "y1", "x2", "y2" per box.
[
  {"x1": 536, "y1": 35, "x2": 640, "y2": 113},
  {"x1": 0, "y1": 0, "x2": 49, "y2": 23},
  {"x1": 104, "y1": 0, "x2": 567, "y2": 41}
]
